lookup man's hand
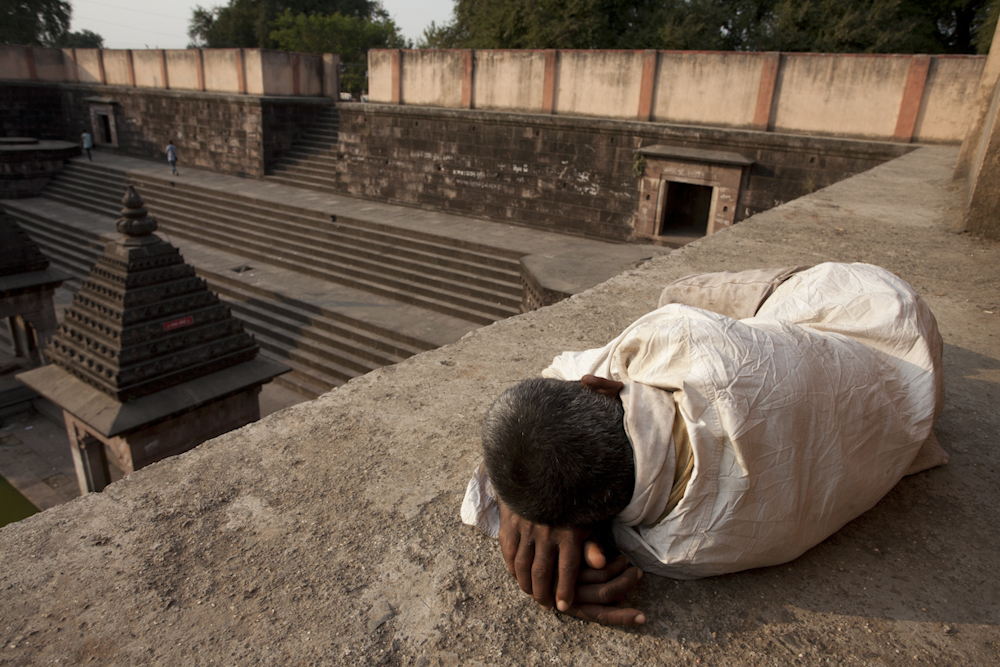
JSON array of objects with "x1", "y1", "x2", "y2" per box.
[
  {"x1": 498, "y1": 501, "x2": 590, "y2": 611},
  {"x1": 562, "y1": 543, "x2": 646, "y2": 626}
]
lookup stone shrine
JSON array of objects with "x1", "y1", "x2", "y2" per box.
[
  {"x1": 18, "y1": 186, "x2": 287, "y2": 494},
  {"x1": 0, "y1": 207, "x2": 70, "y2": 367}
]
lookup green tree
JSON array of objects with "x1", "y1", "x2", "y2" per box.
[
  {"x1": 56, "y1": 29, "x2": 105, "y2": 48},
  {"x1": 0, "y1": 0, "x2": 71, "y2": 46},
  {"x1": 976, "y1": 0, "x2": 1000, "y2": 52},
  {"x1": 425, "y1": 0, "x2": 998, "y2": 54},
  {"x1": 269, "y1": 9, "x2": 406, "y2": 59},
  {"x1": 188, "y1": 0, "x2": 380, "y2": 48},
  {"x1": 270, "y1": 9, "x2": 408, "y2": 93}
]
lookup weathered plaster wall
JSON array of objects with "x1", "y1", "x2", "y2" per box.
[
  {"x1": 771, "y1": 54, "x2": 909, "y2": 138},
  {"x1": 472, "y1": 50, "x2": 546, "y2": 112},
  {"x1": 203, "y1": 49, "x2": 243, "y2": 94},
  {"x1": 331, "y1": 104, "x2": 910, "y2": 240},
  {"x1": 102, "y1": 50, "x2": 131, "y2": 87},
  {"x1": 368, "y1": 49, "x2": 984, "y2": 144},
  {"x1": 0, "y1": 47, "x2": 334, "y2": 97},
  {"x1": 401, "y1": 49, "x2": 464, "y2": 107},
  {"x1": 166, "y1": 50, "x2": 202, "y2": 91},
  {"x1": 651, "y1": 52, "x2": 762, "y2": 129},
  {"x1": 131, "y1": 50, "x2": 164, "y2": 89},
  {"x1": 554, "y1": 51, "x2": 646, "y2": 118}
]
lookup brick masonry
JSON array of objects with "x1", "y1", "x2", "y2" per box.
[
  {"x1": 332, "y1": 104, "x2": 915, "y2": 241},
  {"x1": 1, "y1": 82, "x2": 331, "y2": 178}
]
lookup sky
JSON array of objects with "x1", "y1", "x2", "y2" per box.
[{"x1": 68, "y1": 0, "x2": 456, "y2": 50}]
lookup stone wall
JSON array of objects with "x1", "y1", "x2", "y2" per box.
[
  {"x1": 0, "y1": 84, "x2": 66, "y2": 139},
  {"x1": 370, "y1": 49, "x2": 985, "y2": 144},
  {"x1": 1, "y1": 82, "x2": 331, "y2": 178},
  {"x1": 0, "y1": 45, "x2": 337, "y2": 97},
  {"x1": 333, "y1": 104, "x2": 912, "y2": 241}
]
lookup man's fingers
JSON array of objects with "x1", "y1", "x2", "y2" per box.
[
  {"x1": 575, "y1": 566, "x2": 643, "y2": 605},
  {"x1": 497, "y1": 502, "x2": 518, "y2": 578},
  {"x1": 554, "y1": 540, "x2": 583, "y2": 613},
  {"x1": 530, "y1": 542, "x2": 557, "y2": 609},
  {"x1": 499, "y1": 528, "x2": 519, "y2": 579},
  {"x1": 583, "y1": 540, "x2": 607, "y2": 570},
  {"x1": 576, "y1": 553, "x2": 630, "y2": 584},
  {"x1": 564, "y1": 603, "x2": 647, "y2": 627},
  {"x1": 513, "y1": 536, "x2": 536, "y2": 597}
]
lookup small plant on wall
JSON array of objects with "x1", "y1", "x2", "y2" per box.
[{"x1": 633, "y1": 153, "x2": 646, "y2": 179}]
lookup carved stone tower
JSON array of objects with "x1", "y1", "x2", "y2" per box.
[{"x1": 18, "y1": 187, "x2": 287, "y2": 494}]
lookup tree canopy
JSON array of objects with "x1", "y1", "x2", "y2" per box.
[
  {"x1": 0, "y1": 0, "x2": 72, "y2": 46},
  {"x1": 420, "y1": 0, "x2": 1000, "y2": 54},
  {"x1": 269, "y1": 9, "x2": 406, "y2": 61},
  {"x1": 57, "y1": 29, "x2": 104, "y2": 48},
  {"x1": 188, "y1": 0, "x2": 383, "y2": 48}
]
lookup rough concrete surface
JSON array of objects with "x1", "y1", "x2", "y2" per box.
[{"x1": 0, "y1": 146, "x2": 998, "y2": 666}]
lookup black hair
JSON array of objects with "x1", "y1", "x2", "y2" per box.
[{"x1": 481, "y1": 378, "x2": 635, "y2": 527}]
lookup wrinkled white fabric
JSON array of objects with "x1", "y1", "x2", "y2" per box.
[
  {"x1": 461, "y1": 464, "x2": 500, "y2": 538},
  {"x1": 461, "y1": 263, "x2": 943, "y2": 580}
]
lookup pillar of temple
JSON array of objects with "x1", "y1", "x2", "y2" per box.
[
  {"x1": 0, "y1": 207, "x2": 70, "y2": 367},
  {"x1": 18, "y1": 186, "x2": 288, "y2": 494}
]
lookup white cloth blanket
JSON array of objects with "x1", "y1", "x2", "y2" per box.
[{"x1": 461, "y1": 263, "x2": 946, "y2": 579}]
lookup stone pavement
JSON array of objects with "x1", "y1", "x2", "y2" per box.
[{"x1": 0, "y1": 145, "x2": 997, "y2": 665}]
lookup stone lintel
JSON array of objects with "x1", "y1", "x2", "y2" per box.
[
  {"x1": 81, "y1": 96, "x2": 119, "y2": 104},
  {"x1": 17, "y1": 356, "x2": 288, "y2": 437},
  {"x1": 0, "y1": 267, "x2": 71, "y2": 296},
  {"x1": 636, "y1": 145, "x2": 755, "y2": 167}
]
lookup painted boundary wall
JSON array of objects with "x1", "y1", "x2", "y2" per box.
[
  {"x1": 0, "y1": 45, "x2": 339, "y2": 98},
  {"x1": 369, "y1": 49, "x2": 985, "y2": 144}
]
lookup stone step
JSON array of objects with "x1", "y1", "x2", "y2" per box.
[
  {"x1": 147, "y1": 220, "x2": 513, "y2": 324},
  {"x1": 131, "y1": 178, "x2": 520, "y2": 279},
  {"x1": 115, "y1": 166, "x2": 517, "y2": 256},
  {"x1": 135, "y1": 188, "x2": 523, "y2": 299},
  {"x1": 202, "y1": 272, "x2": 427, "y2": 363},
  {"x1": 6, "y1": 208, "x2": 104, "y2": 275},
  {"x1": 146, "y1": 202, "x2": 521, "y2": 310},
  {"x1": 41, "y1": 160, "x2": 522, "y2": 320},
  {"x1": 58, "y1": 162, "x2": 520, "y2": 279},
  {"x1": 233, "y1": 308, "x2": 374, "y2": 382}
]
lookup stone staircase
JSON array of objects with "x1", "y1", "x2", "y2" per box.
[
  {"x1": 39, "y1": 162, "x2": 523, "y2": 326},
  {"x1": 9, "y1": 158, "x2": 532, "y2": 398},
  {"x1": 266, "y1": 106, "x2": 343, "y2": 194}
]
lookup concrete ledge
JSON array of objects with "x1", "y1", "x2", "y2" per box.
[{"x1": 1, "y1": 146, "x2": 999, "y2": 664}]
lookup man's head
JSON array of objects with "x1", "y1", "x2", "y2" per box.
[{"x1": 481, "y1": 376, "x2": 635, "y2": 527}]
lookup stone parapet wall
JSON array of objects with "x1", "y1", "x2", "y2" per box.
[
  {"x1": 370, "y1": 49, "x2": 985, "y2": 145},
  {"x1": 0, "y1": 45, "x2": 339, "y2": 98},
  {"x1": 0, "y1": 82, "x2": 331, "y2": 178},
  {"x1": 332, "y1": 104, "x2": 911, "y2": 240}
]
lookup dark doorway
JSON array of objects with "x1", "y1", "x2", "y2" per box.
[
  {"x1": 659, "y1": 181, "x2": 713, "y2": 238},
  {"x1": 98, "y1": 114, "x2": 112, "y2": 144}
]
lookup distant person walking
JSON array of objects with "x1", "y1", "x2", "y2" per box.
[
  {"x1": 166, "y1": 140, "x2": 179, "y2": 175},
  {"x1": 81, "y1": 131, "x2": 93, "y2": 161}
]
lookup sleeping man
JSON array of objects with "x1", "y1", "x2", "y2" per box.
[{"x1": 461, "y1": 263, "x2": 948, "y2": 626}]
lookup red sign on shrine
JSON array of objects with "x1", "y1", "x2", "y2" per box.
[{"x1": 162, "y1": 315, "x2": 194, "y2": 332}]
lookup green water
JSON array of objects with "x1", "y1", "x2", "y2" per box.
[{"x1": 0, "y1": 474, "x2": 39, "y2": 527}]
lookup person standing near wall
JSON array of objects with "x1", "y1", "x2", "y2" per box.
[
  {"x1": 81, "y1": 131, "x2": 93, "y2": 161},
  {"x1": 166, "y1": 140, "x2": 179, "y2": 176}
]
